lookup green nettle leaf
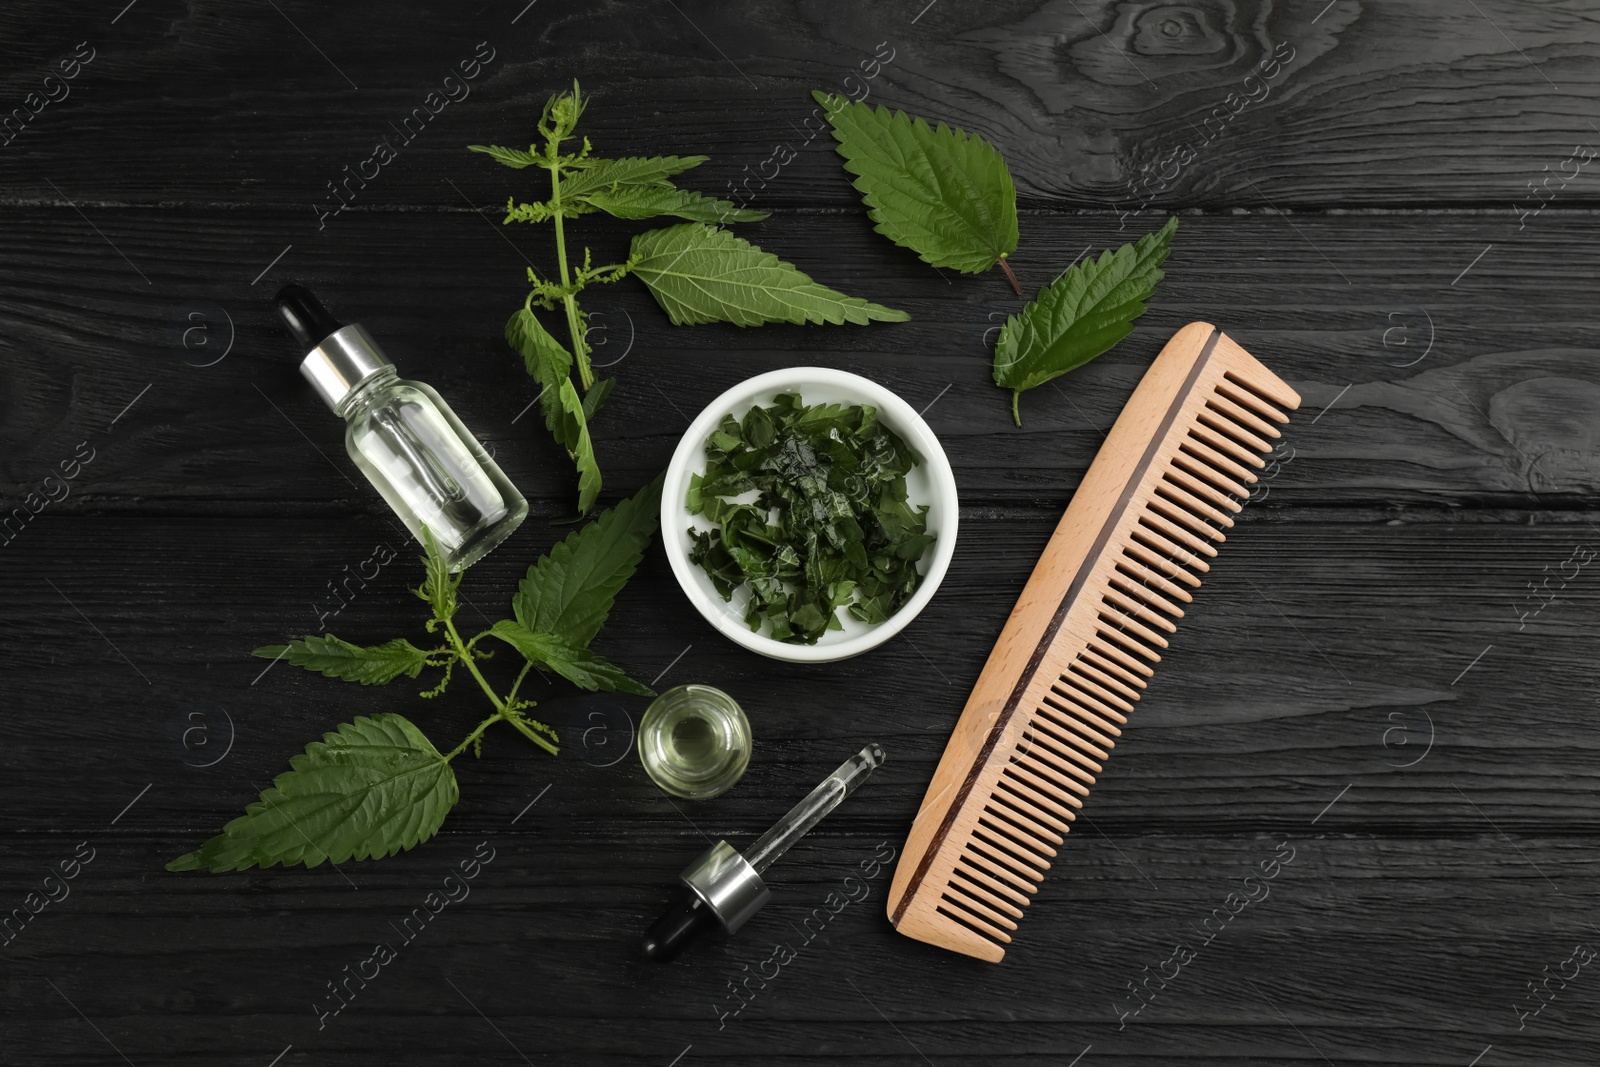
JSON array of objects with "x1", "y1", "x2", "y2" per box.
[
  {"x1": 578, "y1": 184, "x2": 768, "y2": 224},
  {"x1": 559, "y1": 155, "x2": 709, "y2": 197},
  {"x1": 468, "y1": 143, "x2": 538, "y2": 169},
  {"x1": 487, "y1": 620, "x2": 653, "y2": 696},
  {"x1": 506, "y1": 307, "x2": 602, "y2": 513},
  {"x1": 581, "y1": 377, "x2": 615, "y2": 422},
  {"x1": 813, "y1": 91, "x2": 1018, "y2": 277},
  {"x1": 551, "y1": 379, "x2": 600, "y2": 513},
  {"x1": 416, "y1": 526, "x2": 462, "y2": 621},
  {"x1": 630, "y1": 223, "x2": 909, "y2": 327},
  {"x1": 253, "y1": 635, "x2": 433, "y2": 686},
  {"x1": 532, "y1": 156, "x2": 770, "y2": 224},
  {"x1": 515, "y1": 472, "x2": 664, "y2": 647},
  {"x1": 167, "y1": 714, "x2": 458, "y2": 873},
  {"x1": 994, "y1": 217, "x2": 1179, "y2": 426}
]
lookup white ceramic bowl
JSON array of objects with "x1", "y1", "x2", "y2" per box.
[{"x1": 660, "y1": 367, "x2": 959, "y2": 664}]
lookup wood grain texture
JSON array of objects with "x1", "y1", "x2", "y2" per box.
[
  {"x1": 2, "y1": 0, "x2": 1598, "y2": 1064},
  {"x1": 3, "y1": 834, "x2": 1596, "y2": 1066},
  {"x1": 1, "y1": 1, "x2": 1596, "y2": 208},
  {"x1": 1, "y1": 209, "x2": 1596, "y2": 512},
  {"x1": 3, "y1": 511, "x2": 1596, "y2": 834}
]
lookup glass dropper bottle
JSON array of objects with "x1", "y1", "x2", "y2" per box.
[{"x1": 274, "y1": 284, "x2": 528, "y2": 571}]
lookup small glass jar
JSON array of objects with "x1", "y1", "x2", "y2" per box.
[{"x1": 638, "y1": 685, "x2": 751, "y2": 799}]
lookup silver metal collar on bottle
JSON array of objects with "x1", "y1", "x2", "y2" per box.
[{"x1": 299, "y1": 324, "x2": 393, "y2": 411}]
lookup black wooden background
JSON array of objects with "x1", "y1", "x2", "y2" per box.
[{"x1": 3, "y1": 1, "x2": 1597, "y2": 1064}]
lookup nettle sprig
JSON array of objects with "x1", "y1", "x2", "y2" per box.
[
  {"x1": 471, "y1": 81, "x2": 907, "y2": 515},
  {"x1": 167, "y1": 476, "x2": 663, "y2": 874}
]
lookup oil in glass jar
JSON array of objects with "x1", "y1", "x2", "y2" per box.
[{"x1": 638, "y1": 685, "x2": 752, "y2": 799}]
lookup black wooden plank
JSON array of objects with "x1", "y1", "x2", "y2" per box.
[
  {"x1": 0, "y1": 1, "x2": 1594, "y2": 208},
  {"x1": 3, "y1": 510, "x2": 1596, "y2": 836},
  {"x1": 1, "y1": 833, "x2": 1593, "y2": 1065},
  {"x1": 1, "y1": 209, "x2": 1595, "y2": 513}
]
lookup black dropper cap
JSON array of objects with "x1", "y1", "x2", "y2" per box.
[
  {"x1": 641, "y1": 888, "x2": 719, "y2": 961},
  {"x1": 274, "y1": 284, "x2": 344, "y2": 350}
]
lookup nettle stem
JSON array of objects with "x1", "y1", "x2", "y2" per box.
[
  {"x1": 504, "y1": 715, "x2": 558, "y2": 754},
  {"x1": 997, "y1": 256, "x2": 1022, "y2": 296},
  {"x1": 439, "y1": 620, "x2": 560, "y2": 759},
  {"x1": 444, "y1": 713, "x2": 501, "y2": 762},
  {"x1": 546, "y1": 155, "x2": 595, "y2": 391},
  {"x1": 505, "y1": 660, "x2": 534, "y2": 707},
  {"x1": 445, "y1": 620, "x2": 505, "y2": 713}
]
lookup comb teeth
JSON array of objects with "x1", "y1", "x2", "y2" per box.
[{"x1": 888, "y1": 324, "x2": 1299, "y2": 963}]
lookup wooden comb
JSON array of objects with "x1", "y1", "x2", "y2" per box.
[{"x1": 886, "y1": 322, "x2": 1300, "y2": 962}]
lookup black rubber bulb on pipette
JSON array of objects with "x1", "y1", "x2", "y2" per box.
[
  {"x1": 641, "y1": 889, "x2": 718, "y2": 961},
  {"x1": 273, "y1": 284, "x2": 343, "y2": 349}
]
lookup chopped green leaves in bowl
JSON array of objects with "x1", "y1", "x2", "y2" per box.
[
  {"x1": 686, "y1": 394, "x2": 935, "y2": 644},
  {"x1": 660, "y1": 367, "x2": 958, "y2": 664}
]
